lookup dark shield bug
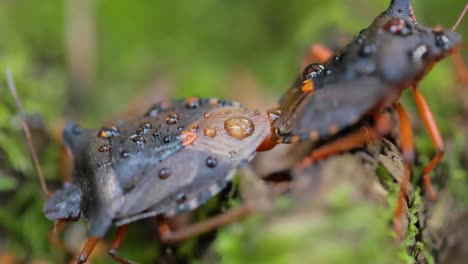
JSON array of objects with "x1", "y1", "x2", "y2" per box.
[
  {"x1": 7, "y1": 79, "x2": 271, "y2": 264},
  {"x1": 269, "y1": 0, "x2": 467, "y2": 238}
]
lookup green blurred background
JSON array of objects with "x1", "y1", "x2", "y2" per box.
[{"x1": 0, "y1": 0, "x2": 467, "y2": 263}]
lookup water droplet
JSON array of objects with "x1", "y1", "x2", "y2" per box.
[
  {"x1": 217, "y1": 99, "x2": 230, "y2": 106},
  {"x1": 302, "y1": 63, "x2": 324, "y2": 81},
  {"x1": 203, "y1": 113, "x2": 212, "y2": 118},
  {"x1": 121, "y1": 151, "x2": 129, "y2": 158},
  {"x1": 98, "y1": 144, "x2": 111, "y2": 152},
  {"x1": 166, "y1": 113, "x2": 179, "y2": 125},
  {"x1": 228, "y1": 151, "x2": 237, "y2": 158},
  {"x1": 267, "y1": 109, "x2": 282, "y2": 123},
  {"x1": 204, "y1": 127, "x2": 217, "y2": 137},
  {"x1": 190, "y1": 123, "x2": 199, "y2": 133},
  {"x1": 177, "y1": 125, "x2": 185, "y2": 132},
  {"x1": 358, "y1": 44, "x2": 376, "y2": 57},
  {"x1": 185, "y1": 97, "x2": 200, "y2": 109},
  {"x1": 206, "y1": 156, "x2": 217, "y2": 168},
  {"x1": 224, "y1": 117, "x2": 255, "y2": 139},
  {"x1": 159, "y1": 167, "x2": 172, "y2": 179},
  {"x1": 98, "y1": 126, "x2": 120, "y2": 138},
  {"x1": 136, "y1": 122, "x2": 152, "y2": 135},
  {"x1": 145, "y1": 105, "x2": 162, "y2": 117},
  {"x1": 131, "y1": 135, "x2": 146, "y2": 145},
  {"x1": 176, "y1": 193, "x2": 187, "y2": 204},
  {"x1": 383, "y1": 18, "x2": 411, "y2": 36},
  {"x1": 163, "y1": 136, "x2": 171, "y2": 143},
  {"x1": 153, "y1": 129, "x2": 161, "y2": 137}
]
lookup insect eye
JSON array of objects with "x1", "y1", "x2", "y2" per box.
[
  {"x1": 434, "y1": 31, "x2": 451, "y2": 50},
  {"x1": 383, "y1": 18, "x2": 412, "y2": 36}
]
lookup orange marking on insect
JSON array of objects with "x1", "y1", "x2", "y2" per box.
[
  {"x1": 181, "y1": 131, "x2": 197, "y2": 146},
  {"x1": 97, "y1": 130, "x2": 108, "y2": 138},
  {"x1": 301, "y1": 80, "x2": 314, "y2": 92},
  {"x1": 185, "y1": 96, "x2": 199, "y2": 105},
  {"x1": 309, "y1": 130, "x2": 319, "y2": 142}
]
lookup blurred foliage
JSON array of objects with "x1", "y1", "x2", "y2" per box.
[{"x1": 0, "y1": 0, "x2": 467, "y2": 263}]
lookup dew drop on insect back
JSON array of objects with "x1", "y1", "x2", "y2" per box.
[
  {"x1": 206, "y1": 156, "x2": 217, "y2": 168},
  {"x1": 145, "y1": 105, "x2": 162, "y2": 117},
  {"x1": 204, "y1": 126, "x2": 217, "y2": 137},
  {"x1": 166, "y1": 113, "x2": 179, "y2": 125},
  {"x1": 132, "y1": 135, "x2": 146, "y2": 145},
  {"x1": 120, "y1": 151, "x2": 129, "y2": 158},
  {"x1": 176, "y1": 193, "x2": 187, "y2": 204},
  {"x1": 162, "y1": 136, "x2": 171, "y2": 143},
  {"x1": 190, "y1": 123, "x2": 199, "y2": 133},
  {"x1": 224, "y1": 117, "x2": 255, "y2": 140},
  {"x1": 383, "y1": 18, "x2": 412, "y2": 36},
  {"x1": 267, "y1": 109, "x2": 282, "y2": 123},
  {"x1": 97, "y1": 126, "x2": 120, "y2": 138},
  {"x1": 302, "y1": 63, "x2": 324, "y2": 81},
  {"x1": 185, "y1": 97, "x2": 200, "y2": 109},
  {"x1": 98, "y1": 144, "x2": 111, "y2": 152},
  {"x1": 153, "y1": 129, "x2": 161, "y2": 137},
  {"x1": 136, "y1": 122, "x2": 152, "y2": 135},
  {"x1": 159, "y1": 167, "x2": 172, "y2": 179},
  {"x1": 358, "y1": 44, "x2": 376, "y2": 57}
]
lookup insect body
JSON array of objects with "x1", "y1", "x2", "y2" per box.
[
  {"x1": 8, "y1": 86, "x2": 271, "y2": 263},
  {"x1": 270, "y1": 0, "x2": 466, "y2": 237}
]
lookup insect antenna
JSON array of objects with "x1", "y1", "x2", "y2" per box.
[
  {"x1": 452, "y1": 4, "x2": 468, "y2": 31},
  {"x1": 6, "y1": 68, "x2": 51, "y2": 197}
]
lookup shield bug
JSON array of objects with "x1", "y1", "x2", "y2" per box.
[
  {"x1": 7, "y1": 70, "x2": 271, "y2": 263},
  {"x1": 270, "y1": 0, "x2": 467, "y2": 238}
]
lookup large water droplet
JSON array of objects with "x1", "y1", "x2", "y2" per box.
[
  {"x1": 166, "y1": 113, "x2": 179, "y2": 125},
  {"x1": 224, "y1": 117, "x2": 255, "y2": 139},
  {"x1": 204, "y1": 126, "x2": 217, "y2": 137},
  {"x1": 159, "y1": 167, "x2": 172, "y2": 179}
]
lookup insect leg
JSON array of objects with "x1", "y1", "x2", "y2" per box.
[
  {"x1": 450, "y1": 50, "x2": 468, "y2": 86},
  {"x1": 412, "y1": 86, "x2": 441, "y2": 201},
  {"x1": 295, "y1": 112, "x2": 393, "y2": 171},
  {"x1": 108, "y1": 225, "x2": 135, "y2": 264},
  {"x1": 304, "y1": 43, "x2": 334, "y2": 65},
  {"x1": 77, "y1": 237, "x2": 100, "y2": 264},
  {"x1": 157, "y1": 204, "x2": 254, "y2": 244},
  {"x1": 392, "y1": 102, "x2": 414, "y2": 241}
]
